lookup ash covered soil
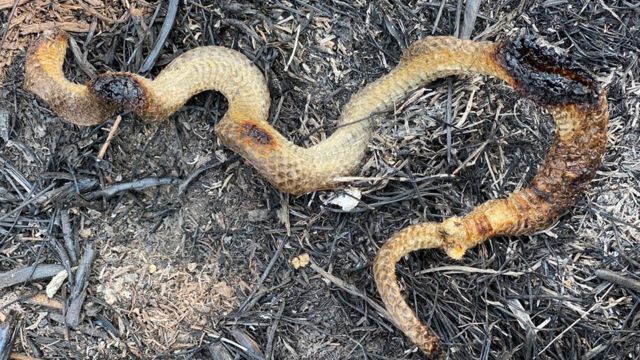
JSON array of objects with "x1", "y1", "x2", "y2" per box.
[{"x1": 0, "y1": 1, "x2": 638, "y2": 359}]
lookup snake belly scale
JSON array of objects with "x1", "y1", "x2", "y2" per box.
[{"x1": 24, "y1": 30, "x2": 608, "y2": 356}]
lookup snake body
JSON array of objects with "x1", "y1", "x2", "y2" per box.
[{"x1": 24, "y1": 30, "x2": 608, "y2": 356}]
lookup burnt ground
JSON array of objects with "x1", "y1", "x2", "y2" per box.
[{"x1": 0, "y1": 0, "x2": 639, "y2": 359}]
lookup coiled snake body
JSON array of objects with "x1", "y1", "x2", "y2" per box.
[{"x1": 24, "y1": 30, "x2": 608, "y2": 356}]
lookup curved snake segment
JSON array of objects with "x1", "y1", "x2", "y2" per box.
[
  {"x1": 23, "y1": 31, "x2": 118, "y2": 125},
  {"x1": 374, "y1": 95, "x2": 608, "y2": 353},
  {"x1": 25, "y1": 31, "x2": 509, "y2": 195},
  {"x1": 24, "y1": 30, "x2": 608, "y2": 357}
]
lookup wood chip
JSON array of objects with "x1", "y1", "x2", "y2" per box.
[
  {"x1": 20, "y1": 21, "x2": 91, "y2": 34},
  {"x1": 0, "y1": 0, "x2": 30, "y2": 10},
  {"x1": 24, "y1": 293, "x2": 65, "y2": 310}
]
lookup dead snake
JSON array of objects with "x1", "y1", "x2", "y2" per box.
[{"x1": 24, "y1": 30, "x2": 608, "y2": 356}]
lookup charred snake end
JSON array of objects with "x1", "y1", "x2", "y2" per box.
[
  {"x1": 496, "y1": 32, "x2": 600, "y2": 108},
  {"x1": 423, "y1": 339, "x2": 440, "y2": 358},
  {"x1": 88, "y1": 73, "x2": 148, "y2": 111}
]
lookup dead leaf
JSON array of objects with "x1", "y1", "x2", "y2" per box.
[{"x1": 291, "y1": 253, "x2": 310, "y2": 269}]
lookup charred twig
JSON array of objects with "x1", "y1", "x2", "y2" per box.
[
  {"x1": 229, "y1": 329, "x2": 265, "y2": 359},
  {"x1": 0, "y1": 311, "x2": 17, "y2": 360},
  {"x1": 460, "y1": 0, "x2": 482, "y2": 40},
  {"x1": 139, "y1": 0, "x2": 179, "y2": 73},
  {"x1": 32, "y1": 178, "x2": 98, "y2": 208},
  {"x1": 595, "y1": 269, "x2": 640, "y2": 293},
  {"x1": 0, "y1": 184, "x2": 55, "y2": 223},
  {"x1": 236, "y1": 237, "x2": 286, "y2": 314},
  {"x1": 84, "y1": 177, "x2": 180, "y2": 200},
  {"x1": 64, "y1": 243, "x2": 96, "y2": 328},
  {"x1": 265, "y1": 300, "x2": 285, "y2": 360},
  {"x1": 0, "y1": 157, "x2": 33, "y2": 195},
  {"x1": 0, "y1": 0, "x2": 20, "y2": 51},
  {"x1": 443, "y1": 0, "x2": 465, "y2": 165},
  {"x1": 178, "y1": 155, "x2": 240, "y2": 196},
  {"x1": 59, "y1": 210, "x2": 78, "y2": 264},
  {"x1": 0, "y1": 188, "x2": 19, "y2": 205},
  {"x1": 0, "y1": 264, "x2": 64, "y2": 290},
  {"x1": 220, "y1": 19, "x2": 263, "y2": 44},
  {"x1": 444, "y1": 0, "x2": 482, "y2": 167},
  {"x1": 92, "y1": 314, "x2": 120, "y2": 339},
  {"x1": 67, "y1": 35, "x2": 97, "y2": 78}
]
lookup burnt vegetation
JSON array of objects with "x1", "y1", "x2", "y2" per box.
[{"x1": 0, "y1": 0, "x2": 638, "y2": 359}]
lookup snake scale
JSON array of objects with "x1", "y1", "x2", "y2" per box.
[{"x1": 24, "y1": 29, "x2": 608, "y2": 356}]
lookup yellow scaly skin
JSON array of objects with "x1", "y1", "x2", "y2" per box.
[{"x1": 24, "y1": 30, "x2": 608, "y2": 356}]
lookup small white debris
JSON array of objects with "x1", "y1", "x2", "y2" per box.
[
  {"x1": 325, "y1": 187, "x2": 361, "y2": 211},
  {"x1": 46, "y1": 269, "x2": 68, "y2": 298},
  {"x1": 0, "y1": 109, "x2": 9, "y2": 141}
]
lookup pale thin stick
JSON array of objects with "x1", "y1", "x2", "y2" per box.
[
  {"x1": 537, "y1": 302, "x2": 600, "y2": 356},
  {"x1": 97, "y1": 115, "x2": 123, "y2": 160},
  {"x1": 284, "y1": 24, "x2": 301, "y2": 71},
  {"x1": 417, "y1": 265, "x2": 524, "y2": 277}
]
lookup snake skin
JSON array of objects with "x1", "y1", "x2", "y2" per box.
[{"x1": 24, "y1": 30, "x2": 608, "y2": 356}]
